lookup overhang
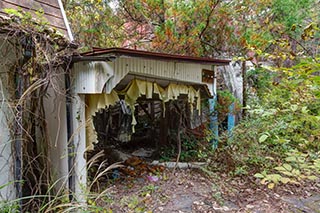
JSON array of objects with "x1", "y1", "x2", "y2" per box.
[{"x1": 80, "y1": 47, "x2": 231, "y2": 65}]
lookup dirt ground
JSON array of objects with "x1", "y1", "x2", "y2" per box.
[{"x1": 96, "y1": 168, "x2": 320, "y2": 213}]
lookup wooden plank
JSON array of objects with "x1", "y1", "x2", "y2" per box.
[
  {"x1": 4, "y1": 0, "x2": 60, "y2": 9},
  {"x1": 34, "y1": 0, "x2": 60, "y2": 8},
  {"x1": 1, "y1": 2, "x2": 66, "y2": 30},
  {"x1": 2, "y1": 0, "x2": 62, "y2": 19}
]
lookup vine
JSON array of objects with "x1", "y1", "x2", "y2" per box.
[{"x1": 0, "y1": 9, "x2": 76, "y2": 211}]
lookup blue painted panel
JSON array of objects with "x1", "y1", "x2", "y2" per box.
[
  {"x1": 228, "y1": 102, "x2": 235, "y2": 135},
  {"x1": 209, "y1": 96, "x2": 218, "y2": 148}
]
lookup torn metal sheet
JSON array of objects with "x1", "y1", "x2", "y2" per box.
[
  {"x1": 162, "y1": 83, "x2": 201, "y2": 115},
  {"x1": 85, "y1": 91, "x2": 119, "y2": 150},
  {"x1": 86, "y1": 78, "x2": 203, "y2": 149},
  {"x1": 118, "y1": 79, "x2": 201, "y2": 132}
]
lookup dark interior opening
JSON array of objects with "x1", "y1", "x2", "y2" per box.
[{"x1": 86, "y1": 95, "x2": 211, "y2": 191}]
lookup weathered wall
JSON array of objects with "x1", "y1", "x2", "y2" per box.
[
  {"x1": 43, "y1": 70, "x2": 69, "y2": 190},
  {"x1": 0, "y1": 37, "x2": 18, "y2": 201},
  {"x1": 0, "y1": 35, "x2": 70, "y2": 200},
  {"x1": 72, "y1": 57, "x2": 212, "y2": 95}
]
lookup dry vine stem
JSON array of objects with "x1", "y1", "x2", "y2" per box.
[{"x1": 0, "y1": 11, "x2": 76, "y2": 212}]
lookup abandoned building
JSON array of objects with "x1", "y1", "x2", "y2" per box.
[
  {"x1": 0, "y1": 0, "x2": 235, "y2": 209},
  {"x1": 70, "y1": 48, "x2": 231, "y2": 197}
]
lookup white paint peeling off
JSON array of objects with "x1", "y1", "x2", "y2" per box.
[
  {"x1": 71, "y1": 94, "x2": 87, "y2": 203},
  {"x1": 73, "y1": 61, "x2": 114, "y2": 94},
  {"x1": 70, "y1": 55, "x2": 219, "y2": 195}
]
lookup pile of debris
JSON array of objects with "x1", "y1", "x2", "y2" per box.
[{"x1": 119, "y1": 156, "x2": 165, "y2": 178}]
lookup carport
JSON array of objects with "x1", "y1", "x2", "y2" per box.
[{"x1": 69, "y1": 48, "x2": 230, "y2": 198}]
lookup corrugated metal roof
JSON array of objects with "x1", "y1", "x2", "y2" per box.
[{"x1": 81, "y1": 47, "x2": 231, "y2": 65}]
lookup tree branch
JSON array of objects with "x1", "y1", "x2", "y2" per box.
[{"x1": 198, "y1": 0, "x2": 222, "y2": 39}]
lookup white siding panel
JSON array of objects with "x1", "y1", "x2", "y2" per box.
[
  {"x1": 0, "y1": 38, "x2": 17, "y2": 201},
  {"x1": 106, "y1": 58, "x2": 129, "y2": 93},
  {"x1": 44, "y1": 71, "x2": 69, "y2": 190},
  {"x1": 72, "y1": 61, "x2": 114, "y2": 94},
  {"x1": 114, "y1": 57, "x2": 210, "y2": 84},
  {"x1": 0, "y1": 76, "x2": 15, "y2": 201},
  {"x1": 72, "y1": 56, "x2": 213, "y2": 95}
]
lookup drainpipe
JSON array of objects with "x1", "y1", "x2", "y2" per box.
[
  {"x1": 58, "y1": 2, "x2": 75, "y2": 192},
  {"x1": 14, "y1": 67, "x2": 23, "y2": 212},
  {"x1": 14, "y1": 36, "x2": 34, "y2": 211},
  {"x1": 65, "y1": 67, "x2": 75, "y2": 200}
]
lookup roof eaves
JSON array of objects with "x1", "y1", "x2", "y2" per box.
[
  {"x1": 81, "y1": 47, "x2": 231, "y2": 65},
  {"x1": 57, "y1": 0, "x2": 74, "y2": 41}
]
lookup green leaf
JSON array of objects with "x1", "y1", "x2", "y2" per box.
[
  {"x1": 274, "y1": 166, "x2": 286, "y2": 171},
  {"x1": 297, "y1": 157, "x2": 305, "y2": 163},
  {"x1": 267, "y1": 182, "x2": 275, "y2": 189},
  {"x1": 265, "y1": 156, "x2": 275, "y2": 160},
  {"x1": 279, "y1": 171, "x2": 294, "y2": 177},
  {"x1": 285, "y1": 156, "x2": 297, "y2": 162},
  {"x1": 254, "y1": 173, "x2": 265, "y2": 178},
  {"x1": 290, "y1": 104, "x2": 298, "y2": 112},
  {"x1": 259, "y1": 134, "x2": 269, "y2": 143},
  {"x1": 301, "y1": 106, "x2": 308, "y2": 114},
  {"x1": 307, "y1": 175, "x2": 318, "y2": 181},
  {"x1": 283, "y1": 163, "x2": 292, "y2": 171},
  {"x1": 292, "y1": 169, "x2": 301, "y2": 176},
  {"x1": 3, "y1": 8, "x2": 23, "y2": 18},
  {"x1": 268, "y1": 174, "x2": 282, "y2": 183},
  {"x1": 280, "y1": 177, "x2": 291, "y2": 184}
]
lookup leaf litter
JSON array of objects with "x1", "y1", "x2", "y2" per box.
[{"x1": 93, "y1": 165, "x2": 320, "y2": 212}]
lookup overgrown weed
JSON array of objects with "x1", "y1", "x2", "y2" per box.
[{"x1": 213, "y1": 60, "x2": 320, "y2": 188}]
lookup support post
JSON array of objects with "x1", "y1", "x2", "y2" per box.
[
  {"x1": 209, "y1": 66, "x2": 218, "y2": 148},
  {"x1": 242, "y1": 60, "x2": 247, "y2": 117},
  {"x1": 159, "y1": 102, "x2": 168, "y2": 146},
  {"x1": 71, "y1": 94, "x2": 87, "y2": 203}
]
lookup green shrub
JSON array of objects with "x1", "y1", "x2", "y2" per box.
[{"x1": 215, "y1": 60, "x2": 320, "y2": 186}]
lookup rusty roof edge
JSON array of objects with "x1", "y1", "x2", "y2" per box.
[{"x1": 81, "y1": 47, "x2": 231, "y2": 65}]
